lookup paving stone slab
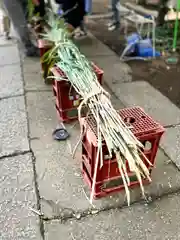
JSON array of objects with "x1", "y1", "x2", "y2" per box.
[
  {"x1": 38, "y1": 147, "x2": 180, "y2": 218},
  {"x1": 0, "y1": 64, "x2": 23, "y2": 98},
  {"x1": 89, "y1": 56, "x2": 132, "y2": 87},
  {"x1": 0, "y1": 38, "x2": 17, "y2": 46},
  {"x1": 45, "y1": 193, "x2": 180, "y2": 240},
  {"x1": 160, "y1": 126, "x2": 180, "y2": 169},
  {"x1": 75, "y1": 33, "x2": 116, "y2": 57},
  {"x1": 26, "y1": 92, "x2": 58, "y2": 143},
  {"x1": 23, "y1": 58, "x2": 51, "y2": 91},
  {"x1": 0, "y1": 44, "x2": 20, "y2": 66},
  {"x1": 115, "y1": 81, "x2": 180, "y2": 126},
  {"x1": 0, "y1": 96, "x2": 29, "y2": 157},
  {"x1": 0, "y1": 154, "x2": 41, "y2": 239},
  {"x1": 26, "y1": 92, "x2": 180, "y2": 218}
]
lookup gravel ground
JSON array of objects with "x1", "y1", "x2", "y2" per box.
[{"x1": 88, "y1": 18, "x2": 180, "y2": 108}]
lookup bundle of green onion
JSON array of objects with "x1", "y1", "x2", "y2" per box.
[{"x1": 42, "y1": 14, "x2": 152, "y2": 205}]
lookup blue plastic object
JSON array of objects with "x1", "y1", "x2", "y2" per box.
[
  {"x1": 145, "y1": 15, "x2": 153, "y2": 20},
  {"x1": 136, "y1": 39, "x2": 161, "y2": 57},
  {"x1": 85, "y1": 0, "x2": 92, "y2": 14},
  {"x1": 126, "y1": 33, "x2": 141, "y2": 55},
  {"x1": 52, "y1": 128, "x2": 69, "y2": 141},
  {"x1": 137, "y1": 47, "x2": 160, "y2": 57},
  {"x1": 57, "y1": 8, "x2": 63, "y2": 16},
  {"x1": 138, "y1": 39, "x2": 152, "y2": 48}
]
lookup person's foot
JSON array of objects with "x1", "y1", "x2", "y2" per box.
[
  {"x1": 73, "y1": 30, "x2": 87, "y2": 40},
  {"x1": 25, "y1": 45, "x2": 40, "y2": 57},
  {"x1": 4, "y1": 32, "x2": 11, "y2": 40},
  {"x1": 108, "y1": 22, "x2": 120, "y2": 31}
]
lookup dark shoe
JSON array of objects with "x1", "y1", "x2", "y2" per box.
[
  {"x1": 5, "y1": 32, "x2": 11, "y2": 40},
  {"x1": 25, "y1": 46, "x2": 40, "y2": 57}
]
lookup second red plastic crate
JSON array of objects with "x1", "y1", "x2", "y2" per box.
[{"x1": 81, "y1": 106, "x2": 165, "y2": 198}]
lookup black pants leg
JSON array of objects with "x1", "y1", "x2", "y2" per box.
[
  {"x1": 34, "y1": 0, "x2": 45, "y2": 18},
  {"x1": 3, "y1": 0, "x2": 32, "y2": 48}
]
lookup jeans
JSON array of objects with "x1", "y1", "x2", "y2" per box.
[
  {"x1": 111, "y1": 0, "x2": 119, "y2": 24},
  {"x1": 85, "y1": 0, "x2": 92, "y2": 14}
]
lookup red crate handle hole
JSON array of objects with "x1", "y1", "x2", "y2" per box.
[{"x1": 124, "y1": 117, "x2": 136, "y2": 124}]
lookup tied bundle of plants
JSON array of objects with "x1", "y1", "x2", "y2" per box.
[{"x1": 42, "y1": 13, "x2": 152, "y2": 205}]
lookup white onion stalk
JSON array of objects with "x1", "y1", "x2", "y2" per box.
[{"x1": 44, "y1": 15, "x2": 152, "y2": 205}]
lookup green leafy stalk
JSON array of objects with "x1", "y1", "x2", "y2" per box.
[{"x1": 41, "y1": 13, "x2": 152, "y2": 205}]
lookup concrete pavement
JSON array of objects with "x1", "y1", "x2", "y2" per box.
[
  {"x1": 0, "y1": 41, "x2": 41, "y2": 239},
  {"x1": 1, "y1": 29, "x2": 180, "y2": 239},
  {"x1": 45, "y1": 192, "x2": 180, "y2": 240}
]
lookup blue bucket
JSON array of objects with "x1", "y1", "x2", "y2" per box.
[
  {"x1": 136, "y1": 39, "x2": 160, "y2": 57},
  {"x1": 137, "y1": 39, "x2": 152, "y2": 48},
  {"x1": 126, "y1": 33, "x2": 141, "y2": 55}
]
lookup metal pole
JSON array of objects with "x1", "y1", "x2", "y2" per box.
[
  {"x1": 172, "y1": 0, "x2": 180, "y2": 51},
  {"x1": 152, "y1": 16, "x2": 156, "y2": 57}
]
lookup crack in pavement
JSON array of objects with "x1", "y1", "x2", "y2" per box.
[
  {"x1": 159, "y1": 146, "x2": 180, "y2": 172},
  {"x1": 0, "y1": 94, "x2": 24, "y2": 101},
  {"x1": 0, "y1": 61, "x2": 20, "y2": 67},
  {"x1": 19, "y1": 44, "x2": 45, "y2": 240},
  {"x1": 164, "y1": 123, "x2": 180, "y2": 129},
  {"x1": 25, "y1": 89, "x2": 52, "y2": 93},
  {"x1": 0, "y1": 150, "x2": 30, "y2": 161},
  {"x1": 0, "y1": 42, "x2": 18, "y2": 48},
  {"x1": 41, "y1": 186, "x2": 180, "y2": 223},
  {"x1": 31, "y1": 150, "x2": 45, "y2": 239}
]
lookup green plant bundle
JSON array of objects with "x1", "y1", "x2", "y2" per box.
[
  {"x1": 42, "y1": 13, "x2": 152, "y2": 205},
  {"x1": 27, "y1": 0, "x2": 40, "y2": 21}
]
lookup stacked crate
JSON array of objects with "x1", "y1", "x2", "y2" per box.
[
  {"x1": 51, "y1": 64, "x2": 104, "y2": 122},
  {"x1": 38, "y1": 39, "x2": 53, "y2": 83},
  {"x1": 81, "y1": 106, "x2": 165, "y2": 198}
]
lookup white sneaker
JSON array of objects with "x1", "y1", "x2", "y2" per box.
[
  {"x1": 108, "y1": 23, "x2": 119, "y2": 31},
  {"x1": 107, "y1": 22, "x2": 113, "y2": 27}
]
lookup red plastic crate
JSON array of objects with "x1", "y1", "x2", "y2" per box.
[
  {"x1": 38, "y1": 39, "x2": 53, "y2": 72},
  {"x1": 81, "y1": 106, "x2": 165, "y2": 198},
  {"x1": 52, "y1": 67, "x2": 82, "y2": 111},
  {"x1": 55, "y1": 105, "x2": 79, "y2": 123},
  {"x1": 51, "y1": 64, "x2": 104, "y2": 122},
  {"x1": 82, "y1": 161, "x2": 151, "y2": 199},
  {"x1": 55, "y1": 104, "x2": 88, "y2": 123},
  {"x1": 91, "y1": 62, "x2": 103, "y2": 84},
  {"x1": 38, "y1": 39, "x2": 52, "y2": 58}
]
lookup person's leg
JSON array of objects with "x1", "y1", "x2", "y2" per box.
[
  {"x1": 85, "y1": 0, "x2": 92, "y2": 15},
  {"x1": 74, "y1": 20, "x2": 87, "y2": 39},
  {"x1": 113, "y1": 0, "x2": 119, "y2": 24},
  {"x1": 157, "y1": 0, "x2": 169, "y2": 26},
  {"x1": 77, "y1": 0, "x2": 87, "y2": 36},
  {"x1": 0, "y1": 2, "x2": 11, "y2": 39},
  {"x1": 21, "y1": 0, "x2": 28, "y2": 21},
  {"x1": 2, "y1": 15, "x2": 11, "y2": 39},
  {"x1": 108, "y1": 0, "x2": 120, "y2": 31},
  {"x1": 63, "y1": 0, "x2": 86, "y2": 37},
  {"x1": 3, "y1": 0, "x2": 39, "y2": 56},
  {"x1": 34, "y1": 0, "x2": 45, "y2": 18}
]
